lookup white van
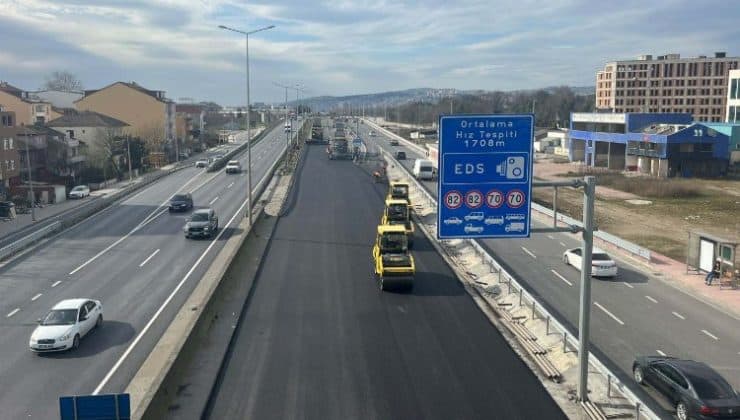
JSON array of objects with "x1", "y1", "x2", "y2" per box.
[{"x1": 413, "y1": 159, "x2": 435, "y2": 180}]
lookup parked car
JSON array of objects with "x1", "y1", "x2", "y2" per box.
[
  {"x1": 225, "y1": 160, "x2": 242, "y2": 174},
  {"x1": 389, "y1": 139, "x2": 399, "y2": 146},
  {"x1": 562, "y1": 247, "x2": 618, "y2": 277},
  {"x1": 195, "y1": 158, "x2": 210, "y2": 168},
  {"x1": 29, "y1": 299, "x2": 103, "y2": 352},
  {"x1": 169, "y1": 193, "x2": 193, "y2": 212},
  {"x1": 369, "y1": 130, "x2": 376, "y2": 136},
  {"x1": 633, "y1": 356, "x2": 740, "y2": 420},
  {"x1": 395, "y1": 151, "x2": 407, "y2": 160},
  {"x1": 68, "y1": 185, "x2": 90, "y2": 199},
  {"x1": 184, "y1": 208, "x2": 219, "y2": 239}
]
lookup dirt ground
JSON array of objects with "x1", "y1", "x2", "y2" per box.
[{"x1": 533, "y1": 156, "x2": 740, "y2": 262}]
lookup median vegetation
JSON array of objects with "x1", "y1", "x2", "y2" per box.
[{"x1": 561, "y1": 169, "x2": 703, "y2": 199}]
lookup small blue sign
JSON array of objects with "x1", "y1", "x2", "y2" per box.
[
  {"x1": 437, "y1": 114, "x2": 533, "y2": 239},
  {"x1": 60, "y1": 394, "x2": 130, "y2": 420}
]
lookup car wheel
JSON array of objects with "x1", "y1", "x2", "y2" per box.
[
  {"x1": 633, "y1": 366, "x2": 644, "y2": 384},
  {"x1": 676, "y1": 401, "x2": 688, "y2": 420},
  {"x1": 72, "y1": 334, "x2": 80, "y2": 350},
  {"x1": 96, "y1": 315, "x2": 103, "y2": 329}
]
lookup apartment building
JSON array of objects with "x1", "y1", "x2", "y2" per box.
[
  {"x1": 0, "y1": 110, "x2": 21, "y2": 192},
  {"x1": 727, "y1": 69, "x2": 740, "y2": 123},
  {"x1": 0, "y1": 82, "x2": 62, "y2": 125},
  {"x1": 596, "y1": 52, "x2": 740, "y2": 122},
  {"x1": 75, "y1": 82, "x2": 176, "y2": 150}
]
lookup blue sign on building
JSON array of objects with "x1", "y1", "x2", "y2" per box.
[
  {"x1": 60, "y1": 394, "x2": 130, "y2": 420},
  {"x1": 437, "y1": 114, "x2": 534, "y2": 239}
]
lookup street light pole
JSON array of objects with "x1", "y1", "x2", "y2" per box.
[
  {"x1": 218, "y1": 24, "x2": 275, "y2": 225},
  {"x1": 126, "y1": 135, "x2": 133, "y2": 183},
  {"x1": 21, "y1": 124, "x2": 36, "y2": 222}
]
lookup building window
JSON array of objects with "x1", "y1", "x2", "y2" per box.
[
  {"x1": 7, "y1": 138, "x2": 11, "y2": 150},
  {"x1": 9, "y1": 160, "x2": 14, "y2": 170},
  {"x1": 731, "y1": 79, "x2": 740, "y2": 99}
]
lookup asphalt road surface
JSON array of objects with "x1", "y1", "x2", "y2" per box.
[
  {"x1": 204, "y1": 140, "x2": 565, "y2": 420},
  {"x1": 0, "y1": 122, "x2": 298, "y2": 419},
  {"x1": 356, "y1": 121, "x2": 740, "y2": 411}
]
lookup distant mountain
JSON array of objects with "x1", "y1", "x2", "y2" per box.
[{"x1": 295, "y1": 86, "x2": 594, "y2": 112}]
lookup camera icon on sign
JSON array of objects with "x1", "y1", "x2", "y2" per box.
[{"x1": 495, "y1": 156, "x2": 525, "y2": 180}]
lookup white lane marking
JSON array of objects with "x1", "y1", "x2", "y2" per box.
[
  {"x1": 594, "y1": 301, "x2": 625, "y2": 325},
  {"x1": 622, "y1": 281, "x2": 634, "y2": 289},
  {"x1": 6, "y1": 308, "x2": 20, "y2": 317},
  {"x1": 551, "y1": 269, "x2": 573, "y2": 286},
  {"x1": 139, "y1": 249, "x2": 161, "y2": 268},
  {"x1": 93, "y1": 167, "x2": 266, "y2": 395},
  {"x1": 227, "y1": 182, "x2": 234, "y2": 189},
  {"x1": 547, "y1": 235, "x2": 554, "y2": 239},
  {"x1": 559, "y1": 242, "x2": 566, "y2": 247},
  {"x1": 31, "y1": 293, "x2": 42, "y2": 301},
  {"x1": 209, "y1": 196, "x2": 220, "y2": 205},
  {"x1": 672, "y1": 311, "x2": 685, "y2": 320},
  {"x1": 521, "y1": 246, "x2": 536, "y2": 259},
  {"x1": 51, "y1": 280, "x2": 61, "y2": 288},
  {"x1": 701, "y1": 329, "x2": 719, "y2": 340},
  {"x1": 656, "y1": 349, "x2": 666, "y2": 356},
  {"x1": 645, "y1": 295, "x2": 658, "y2": 303}
]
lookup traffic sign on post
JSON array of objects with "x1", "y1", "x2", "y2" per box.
[{"x1": 437, "y1": 114, "x2": 533, "y2": 239}]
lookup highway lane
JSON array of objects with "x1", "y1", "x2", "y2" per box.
[
  {"x1": 204, "y1": 142, "x2": 565, "y2": 419},
  {"x1": 357, "y1": 122, "x2": 740, "y2": 392},
  {"x1": 0, "y1": 122, "x2": 298, "y2": 419}
]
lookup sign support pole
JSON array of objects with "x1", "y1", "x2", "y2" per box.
[{"x1": 577, "y1": 176, "x2": 596, "y2": 402}]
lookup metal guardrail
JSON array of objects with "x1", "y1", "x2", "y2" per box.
[
  {"x1": 0, "y1": 221, "x2": 62, "y2": 260},
  {"x1": 531, "y1": 202, "x2": 651, "y2": 260},
  {"x1": 378, "y1": 147, "x2": 660, "y2": 420}
]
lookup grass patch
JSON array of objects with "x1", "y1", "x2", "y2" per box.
[{"x1": 557, "y1": 168, "x2": 703, "y2": 199}]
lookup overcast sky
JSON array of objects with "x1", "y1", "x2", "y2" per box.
[{"x1": 1, "y1": 0, "x2": 738, "y2": 105}]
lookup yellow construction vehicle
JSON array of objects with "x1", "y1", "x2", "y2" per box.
[
  {"x1": 386, "y1": 181, "x2": 411, "y2": 205},
  {"x1": 372, "y1": 224, "x2": 415, "y2": 290},
  {"x1": 381, "y1": 198, "x2": 414, "y2": 248}
]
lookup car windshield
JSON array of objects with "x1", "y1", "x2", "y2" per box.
[
  {"x1": 191, "y1": 213, "x2": 209, "y2": 222},
  {"x1": 172, "y1": 194, "x2": 189, "y2": 201},
  {"x1": 381, "y1": 233, "x2": 407, "y2": 251},
  {"x1": 420, "y1": 165, "x2": 433, "y2": 171},
  {"x1": 72, "y1": 186, "x2": 85, "y2": 191},
  {"x1": 688, "y1": 372, "x2": 736, "y2": 399},
  {"x1": 40, "y1": 309, "x2": 78, "y2": 326},
  {"x1": 592, "y1": 253, "x2": 611, "y2": 261}
]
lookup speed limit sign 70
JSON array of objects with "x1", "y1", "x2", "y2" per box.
[
  {"x1": 506, "y1": 189, "x2": 525, "y2": 208},
  {"x1": 486, "y1": 189, "x2": 503, "y2": 208}
]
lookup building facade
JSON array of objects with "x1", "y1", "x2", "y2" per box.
[
  {"x1": 596, "y1": 53, "x2": 740, "y2": 122},
  {"x1": 75, "y1": 82, "x2": 175, "y2": 151},
  {"x1": 0, "y1": 82, "x2": 62, "y2": 125},
  {"x1": 568, "y1": 112, "x2": 731, "y2": 177},
  {"x1": 0, "y1": 111, "x2": 22, "y2": 193},
  {"x1": 727, "y1": 69, "x2": 740, "y2": 123}
]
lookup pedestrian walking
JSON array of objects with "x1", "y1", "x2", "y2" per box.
[{"x1": 706, "y1": 258, "x2": 721, "y2": 285}]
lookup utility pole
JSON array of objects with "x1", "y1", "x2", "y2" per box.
[
  {"x1": 577, "y1": 176, "x2": 596, "y2": 402},
  {"x1": 126, "y1": 135, "x2": 133, "y2": 183},
  {"x1": 21, "y1": 124, "x2": 36, "y2": 222}
]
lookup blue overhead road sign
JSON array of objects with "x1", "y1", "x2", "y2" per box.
[
  {"x1": 60, "y1": 394, "x2": 130, "y2": 420},
  {"x1": 437, "y1": 114, "x2": 533, "y2": 239}
]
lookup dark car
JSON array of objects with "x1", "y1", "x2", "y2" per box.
[
  {"x1": 395, "y1": 151, "x2": 406, "y2": 160},
  {"x1": 389, "y1": 139, "x2": 399, "y2": 146},
  {"x1": 633, "y1": 356, "x2": 740, "y2": 420},
  {"x1": 184, "y1": 208, "x2": 218, "y2": 239},
  {"x1": 169, "y1": 193, "x2": 193, "y2": 212}
]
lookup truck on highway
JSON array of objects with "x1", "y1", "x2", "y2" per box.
[
  {"x1": 386, "y1": 181, "x2": 411, "y2": 206},
  {"x1": 381, "y1": 198, "x2": 415, "y2": 248},
  {"x1": 328, "y1": 131, "x2": 351, "y2": 160},
  {"x1": 372, "y1": 224, "x2": 415, "y2": 291}
]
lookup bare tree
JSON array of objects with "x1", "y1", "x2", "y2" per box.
[{"x1": 43, "y1": 70, "x2": 84, "y2": 92}]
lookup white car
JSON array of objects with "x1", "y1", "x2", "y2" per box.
[
  {"x1": 443, "y1": 217, "x2": 463, "y2": 225},
  {"x1": 29, "y1": 299, "x2": 103, "y2": 352},
  {"x1": 464, "y1": 224, "x2": 484, "y2": 234},
  {"x1": 563, "y1": 247, "x2": 618, "y2": 277},
  {"x1": 484, "y1": 215, "x2": 505, "y2": 225},
  {"x1": 68, "y1": 185, "x2": 90, "y2": 199},
  {"x1": 195, "y1": 159, "x2": 210, "y2": 168},
  {"x1": 464, "y1": 212, "x2": 485, "y2": 222},
  {"x1": 225, "y1": 160, "x2": 242, "y2": 174},
  {"x1": 369, "y1": 131, "x2": 376, "y2": 137}
]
